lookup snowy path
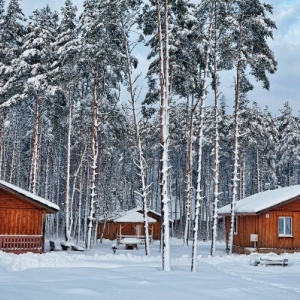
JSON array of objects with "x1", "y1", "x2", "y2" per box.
[
  {"x1": 202, "y1": 253, "x2": 300, "y2": 297},
  {"x1": 200, "y1": 258, "x2": 300, "y2": 299}
]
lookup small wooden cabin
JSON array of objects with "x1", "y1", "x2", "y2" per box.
[
  {"x1": 97, "y1": 209, "x2": 161, "y2": 243},
  {"x1": 0, "y1": 180, "x2": 59, "y2": 254},
  {"x1": 219, "y1": 185, "x2": 300, "y2": 254}
]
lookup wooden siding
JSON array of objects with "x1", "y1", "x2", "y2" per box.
[
  {"x1": 273, "y1": 198, "x2": 300, "y2": 212},
  {"x1": 0, "y1": 208, "x2": 43, "y2": 235},
  {"x1": 97, "y1": 221, "x2": 160, "y2": 241},
  {"x1": 226, "y1": 201, "x2": 300, "y2": 252},
  {"x1": 0, "y1": 188, "x2": 49, "y2": 253},
  {"x1": 0, "y1": 190, "x2": 37, "y2": 209},
  {"x1": 97, "y1": 212, "x2": 162, "y2": 241}
]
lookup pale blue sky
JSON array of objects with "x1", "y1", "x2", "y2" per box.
[{"x1": 15, "y1": 0, "x2": 300, "y2": 114}]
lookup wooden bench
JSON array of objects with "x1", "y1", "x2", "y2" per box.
[{"x1": 260, "y1": 258, "x2": 288, "y2": 267}]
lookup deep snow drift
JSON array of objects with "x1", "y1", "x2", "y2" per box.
[{"x1": 0, "y1": 239, "x2": 300, "y2": 300}]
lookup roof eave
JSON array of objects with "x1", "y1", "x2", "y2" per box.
[{"x1": 0, "y1": 184, "x2": 59, "y2": 213}]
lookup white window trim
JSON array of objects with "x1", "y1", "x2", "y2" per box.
[{"x1": 278, "y1": 216, "x2": 293, "y2": 237}]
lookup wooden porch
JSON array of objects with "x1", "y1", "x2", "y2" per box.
[{"x1": 0, "y1": 235, "x2": 44, "y2": 254}]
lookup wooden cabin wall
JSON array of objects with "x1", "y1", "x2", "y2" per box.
[
  {"x1": 147, "y1": 212, "x2": 161, "y2": 240},
  {"x1": 97, "y1": 222, "x2": 118, "y2": 240},
  {"x1": 152, "y1": 223, "x2": 161, "y2": 240},
  {"x1": 257, "y1": 211, "x2": 300, "y2": 249},
  {"x1": 228, "y1": 215, "x2": 257, "y2": 248},
  {"x1": 97, "y1": 221, "x2": 160, "y2": 240},
  {"x1": 0, "y1": 209, "x2": 42, "y2": 235},
  {"x1": 227, "y1": 198, "x2": 300, "y2": 250},
  {"x1": 0, "y1": 190, "x2": 43, "y2": 235}
]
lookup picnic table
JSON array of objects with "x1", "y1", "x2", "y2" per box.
[{"x1": 119, "y1": 238, "x2": 140, "y2": 250}]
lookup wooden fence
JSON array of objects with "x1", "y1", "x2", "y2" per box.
[{"x1": 0, "y1": 235, "x2": 43, "y2": 253}]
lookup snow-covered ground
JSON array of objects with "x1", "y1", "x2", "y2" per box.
[{"x1": 1, "y1": 239, "x2": 300, "y2": 299}]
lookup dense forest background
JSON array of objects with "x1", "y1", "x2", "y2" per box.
[{"x1": 0, "y1": 0, "x2": 295, "y2": 247}]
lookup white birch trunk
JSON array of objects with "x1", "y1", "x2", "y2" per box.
[
  {"x1": 9, "y1": 114, "x2": 18, "y2": 183},
  {"x1": 210, "y1": 0, "x2": 220, "y2": 256},
  {"x1": 83, "y1": 164, "x2": 90, "y2": 244},
  {"x1": 156, "y1": 0, "x2": 171, "y2": 271},
  {"x1": 71, "y1": 145, "x2": 85, "y2": 242},
  {"x1": 0, "y1": 109, "x2": 5, "y2": 178},
  {"x1": 87, "y1": 73, "x2": 99, "y2": 249},
  {"x1": 241, "y1": 142, "x2": 246, "y2": 199},
  {"x1": 256, "y1": 148, "x2": 261, "y2": 193},
  {"x1": 191, "y1": 0, "x2": 214, "y2": 271},
  {"x1": 65, "y1": 85, "x2": 73, "y2": 242},
  {"x1": 77, "y1": 163, "x2": 84, "y2": 242},
  {"x1": 183, "y1": 96, "x2": 193, "y2": 247},
  {"x1": 29, "y1": 97, "x2": 40, "y2": 194}
]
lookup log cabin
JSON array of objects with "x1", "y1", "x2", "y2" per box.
[
  {"x1": 97, "y1": 208, "x2": 161, "y2": 243},
  {"x1": 219, "y1": 185, "x2": 300, "y2": 254},
  {"x1": 0, "y1": 180, "x2": 59, "y2": 254}
]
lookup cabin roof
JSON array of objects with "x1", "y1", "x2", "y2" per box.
[
  {"x1": 98, "y1": 208, "x2": 158, "y2": 221},
  {"x1": 0, "y1": 180, "x2": 59, "y2": 213},
  {"x1": 218, "y1": 185, "x2": 300, "y2": 215},
  {"x1": 113, "y1": 211, "x2": 157, "y2": 223}
]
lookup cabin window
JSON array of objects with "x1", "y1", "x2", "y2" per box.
[
  {"x1": 234, "y1": 217, "x2": 238, "y2": 235},
  {"x1": 278, "y1": 217, "x2": 292, "y2": 236}
]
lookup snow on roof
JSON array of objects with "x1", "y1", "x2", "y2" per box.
[
  {"x1": 218, "y1": 185, "x2": 300, "y2": 215},
  {"x1": 113, "y1": 211, "x2": 157, "y2": 223},
  {"x1": 99, "y1": 207, "x2": 163, "y2": 222},
  {"x1": 0, "y1": 180, "x2": 59, "y2": 212},
  {"x1": 136, "y1": 208, "x2": 164, "y2": 218}
]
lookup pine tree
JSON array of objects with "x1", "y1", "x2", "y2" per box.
[
  {"x1": 224, "y1": 0, "x2": 277, "y2": 254},
  {"x1": 50, "y1": 0, "x2": 79, "y2": 243},
  {"x1": 276, "y1": 102, "x2": 300, "y2": 187},
  {"x1": 80, "y1": 0, "x2": 124, "y2": 248}
]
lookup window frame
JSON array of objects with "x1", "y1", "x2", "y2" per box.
[{"x1": 278, "y1": 216, "x2": 293, "y2": 237}]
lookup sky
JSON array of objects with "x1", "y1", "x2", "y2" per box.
[
  {"x1": 17, "y1": 0, "x2": 300, "y2": 115},
  {"x1": 1, "y1": 239, "x2": 300, "y2": 299}
]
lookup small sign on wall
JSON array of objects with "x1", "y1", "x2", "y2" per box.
[
  {"x1": 265, "y1": 213, "x2": 270, "y2": 218},
  {"x1": 250, "y1": 234, "x2": 258, "y2": 242}
]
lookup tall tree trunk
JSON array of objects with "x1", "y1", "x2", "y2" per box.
[
  {"x1": 87, "y1": 71, "x2": 99, "y2": 249},
  {"x1": 29, "y1": 97, "x2": 40, "y2": 194},
  {"x1": 156, "y1": 0, "x2": 171, "y2": 271},
  {"x1": 256, "y1": 148, "x2": 261, "y2": 193},
  {"x1": 228, "y1": 64, "x2": 241, "y2": 255},
  {"x1": 191, "y1": 0, "x2": 214, "y2": 271},
  {"x1": 9, "y1": 112, "x2": 18, "y2": 183},
  {"x1": 184, "y1": 95, "x2": 194, "y2": 247},
  {"x1": 210, "y1": 0, "x2": 220, "y2": 256},
  {"x1": 121, "y1": 22, "x2": 151, "y2": 255},
  {"x1": 0, "y1": 109, "x2": 5, "y2": 179},
  {"x1": 65, "y1": 85, "x2": 73, "y2": 242}
]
